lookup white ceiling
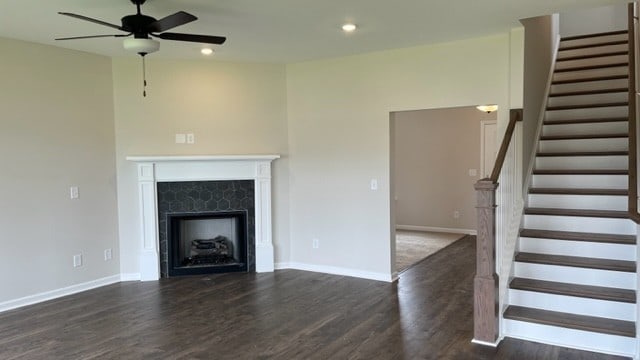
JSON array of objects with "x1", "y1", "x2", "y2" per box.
[{"x1": 0, "y1": 0, "x2": 629, "y2": 63}]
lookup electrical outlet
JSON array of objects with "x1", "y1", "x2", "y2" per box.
[
  {"x1": 73, "y1": 254, "x2": 82, "y2": 268},
  {"x1": 312, "y1": 238, "x2": 319, "y2": 249},
  {"x1": 70, "y1": 186, "x2": 79, "y2": 199},
  {"x1": 453, "y1": 210, "x2": 460, "y2": 219},
  {"x1": 370, "y1": 179, "x2": 378, "y2": 190},
  {"x1": 104, "y1": 249, "x2": 112, "y2": 261},
  {"x1": 186, "y1": 133, "x2": 195, "y2": 144}
]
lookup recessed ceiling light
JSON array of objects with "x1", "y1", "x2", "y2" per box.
[
  {"x1": 201, "y1": 48, "x2": 214, "y2": 55},
  {"x1": 342, "y1": 23, "x2": 357, "y2": 32}
]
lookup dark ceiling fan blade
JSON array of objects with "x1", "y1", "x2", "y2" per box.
[
  {"x1": 155, "y1": 32, "x2": 226, "y2": 45},
  {"x1": 148, "y1": 11, "x2": 197, "y2": 33},
  {"x1": 55, "y1": 34, "x2": 131, "y2": 41},
  {"x1": 59, "y1": 12, "x2": 124, "y2": 31}
]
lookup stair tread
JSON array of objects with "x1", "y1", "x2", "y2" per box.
[
  {"x1": 529, "y1": 188, "x2": 628, "y2": 195},
  {"x1": 546, "y1": 101, "x2": 628, "y2": 111},
  {"x1": 536, "y1": 150, "x2": 628, "y2": 157},
  {"x1": 533, "y1": 169, "x2": 628, "y2": 175},
  {"x1": 543, "y1": 117, "x2": 628, "y2": 125},
  {"x1": 559, "y1": 39, "x2": 628, "y2": 51},
  {"x1": 515, "y1": 252, "x2": 635, "y2": 272},
  {"x1": 509, "y1": 277, "x2": 636, "y2": 303},
  {"x1": 561, "y1": 30, "x2": 628, "y2": 41},
  {"x1": 524, "y1": 207, "x2": 629, "y2": 218},
  {"x1": 503, "y1": 305, "x2": 636, "y2": 337},
  {"x1": 549, "y1": 87, "x2": 628, "y2": 97},
  {"x1": 520, "y1": 228, "x2": 636, "y2": 244},
  {"x1": 555, "y1": 62, "x2": 628, "y2": 73},
  {"x1": 552, "y1": 74, "x2": 628, "y2": 85},
  {"x1": 540, "y1": 133, "x2": 628, "y2": 141},
  {"x1": 557, "y1": 50, "x2": 629, "y2": 62}
]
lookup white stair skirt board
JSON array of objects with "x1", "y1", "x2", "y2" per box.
[
  {"x1": 541, "y1": 121, "x2": 628, "y2": 137},
  {"x1": 0, "y1": 275, "x2": 121, "y2": 313},
  {"x1": 545, "y1": 106, "x2": 627, "y2": 121},
  {"x1": 547, "y1": 92, "x2": 628, "y2": 108},
  {"x1": 538, "y1": 138, "x2": 628, "y2": 153},
  {"x1": 523, "y1": 214, "x2": 635, "y2": 235},
  {"x1": 503, "y1": 319, "x2": 636, "y2": 358},
  {"x1": 531, "y1": 174, "x2": 628, "y2": 189},
  {"x1": 527, "y1": 194, "x2": 627, "y2": 211},
  {"x1": 535, "y1": 155, "x2": 628, "y2": 171},
  {"x1": 513, "y1": 262, "x2": 636, "y2": 289},
  {"x1": 557, "y1": 43, "x2": 628, "y2": 60},
  {"x1": 508, "y1": 289, "x2": 635, "y2": 321},
  {"x1": 555, "y1": 54, "x2": 629, "y2": 71},
  {"x1": 519, "y1": 237, "x2": 636, "y2": 261},
  {"x1": 559, "y1": 33, "x2": 628, "y2": 49},
  {"x1": 550, "y1": 78, "x2": 628, "y2": 94}
]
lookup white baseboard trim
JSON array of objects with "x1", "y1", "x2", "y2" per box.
[
  {"x1": 396, "y1": 225, "x2": 477, "y2": 235},
  {"x1": 120, "y1": 273, "x2": 141, "y2": 281},
  {"x1": 275, "y1": 262, "x2": 393, "y2": 282},
  {"x1": 471, "y1": 338, "x2": 500, "y2": 347},
  {"x1": 0, "y1": 274, "x2": 121, "y2": 314}
]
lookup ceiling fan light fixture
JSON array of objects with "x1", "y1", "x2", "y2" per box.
[
  {"x1": 123, "y1": 37, "x2": 160, "y2": 55},
  {"x1": 342, "y1": 23, "x2": 357, "y2": 32},
  {"x1": 201, "y1": 48, "x2": 214, "y2": 55}
]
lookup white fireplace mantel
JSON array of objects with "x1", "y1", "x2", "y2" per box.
[{"x1": 126, "y1": 154, "x2": 280, "y2": 281}]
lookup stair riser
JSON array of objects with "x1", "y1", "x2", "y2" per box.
[
  {"x1": 535, "y1": 156, "x2": 627, "y2": 171},
  {"x1": 547, "y1": 92, "x2": 627, "y2": 108},
  {"x1": 527, "y1": 194, "x2": 627, "y2": 211},
  {"x1": 555, "y1": 54, "x2": 629, "y2": 71},
  {"x1": 560, "y1": 33, "x2": 628, "y2": 50},
  {"x1": 550, "y1": 78, "x2": 628, "y2": 95},
  {"x1": 523, "y1": 214, "x2": 635, "y2": 235},
  {"x1": 541, "y1": 121, "x2": 628, "y2": 136},
  {"x1": 557, "y1": 43, "x2": 628, "y2": 60},
  {"x1": 513, "y1": 262, "x2": 636, "y2": 289},
  {"x1": 509, "y1": 289, "x2": 635, "y2": 320},
  {"x1": 531, "y1": 174, "x2": 628, "y2": 189},
  {"x1": 545, "y1": 106, "x2": 628, "y2": 122},
  {"x1": 503, "y1": 320, "x2": 636, "y2": 357},
  {"x1": 519, "y1": 237, "x2": 636, "y2": 261},
  {"x1": 552, "y1": 66, "x2": 627, "y2": 83},
  {"x1": 538, "y1": 138, "x2": 628, "y2": 153}
]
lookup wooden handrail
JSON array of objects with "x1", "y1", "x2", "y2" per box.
[
  {"x1": 628, "y1": 3, "x2": 639, "y2": 223},
  {"x1": 489, "y1": 109, "x2": 523, "y2": 182}
]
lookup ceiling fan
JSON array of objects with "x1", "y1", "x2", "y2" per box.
[
  {"x1": 56, "y1": 0, "x2": 226, "y2": 56},
  {"x1": 56, "y1": 0, "x2": 227, "y2": 96}
]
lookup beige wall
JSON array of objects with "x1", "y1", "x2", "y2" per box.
[
  {"x1": 393, "y1": 107, "x2": 496, "y2": 231},
  {"x1": 111, "y1": 58, "x2": 289, "y2": 276},
  {"x1": 560, "y1": 4, "x2": 627, "y2": 37},
  {"x1": 286, "y1": 33, "x2": 519, "y2": 278},
  {"x1": 0, "y1": 37, "x2": 118, "y2": 303}
]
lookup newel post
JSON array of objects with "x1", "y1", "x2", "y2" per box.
[{"x1": 473, "y1": 179, "x2": 499, "y2": 345}]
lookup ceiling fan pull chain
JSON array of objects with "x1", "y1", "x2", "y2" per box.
[{"x1": 141, "y1": 54, "x2": 147, "y2": 97}]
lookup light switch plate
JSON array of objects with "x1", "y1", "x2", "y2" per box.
[{"x1": 175, "y1": 134, "x2": 186, "y2": 144}]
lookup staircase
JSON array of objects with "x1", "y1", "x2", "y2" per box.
[{"x1": 502, "y1": 30, "x2": 639, "y2": 357}]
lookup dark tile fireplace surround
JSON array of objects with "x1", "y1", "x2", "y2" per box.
[{"x1": 157, "y1": 180, "x2": 255, "y2": 277}]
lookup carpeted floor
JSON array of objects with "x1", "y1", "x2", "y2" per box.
[{"x1": 395, "y1": 230, "x2": 466, "y2": 272}]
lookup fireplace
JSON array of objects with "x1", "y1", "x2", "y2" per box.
[
  {"x1": 167, "y1": 211, "x2": 248, "y2": 276},
  {"x1": 126, "y1": 155, "x2": 279, "y2": 281}
]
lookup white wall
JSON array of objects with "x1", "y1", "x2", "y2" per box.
[
  {"x1": 111, "y1": 58, "x2": 289, "y2": 277},
  {"x1": 560, "y1": 4, "x2": 627, "y2": 37},
  {"x1": 0, "y1": 37, "x2": 119, "y2": 304},
  {"x1": 286, "y1": 33, "x2": 521, "y2": 279},
  {"x1": 393, "y1": 107, "x2": 496, "y2": 232}
]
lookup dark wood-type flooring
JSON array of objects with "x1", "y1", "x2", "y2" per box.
[{"x1": 0, "y1": 237, "x2": 629, "y2": 359}]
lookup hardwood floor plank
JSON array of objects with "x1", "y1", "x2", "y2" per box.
[{"x1": 0, "y1": 237, "x2": 630, "y2": 359}]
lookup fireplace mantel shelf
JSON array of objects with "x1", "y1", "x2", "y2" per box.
[{"x1": 126, "y1": 155, "x2": 280, "y2": 162}]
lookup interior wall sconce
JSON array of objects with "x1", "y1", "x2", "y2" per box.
[{"x1": 476, "y1": 104, "x2": 499, "y2": 113}]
